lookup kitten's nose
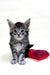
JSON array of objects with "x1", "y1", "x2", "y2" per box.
[{"x1": 18, "y1": 34, "x2": 20, "y2": 36}]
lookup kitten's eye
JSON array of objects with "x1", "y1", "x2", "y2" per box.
[
  {"x1": 14, "y1": 30, "x2": 17, "y2": 32},
  {"x1": 21, "y1": 30, "x2": 24, "y2": 32}
]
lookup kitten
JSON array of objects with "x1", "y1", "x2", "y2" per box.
[{"x1": 7, "y1": 18, "x2": 31, "y2": 65}]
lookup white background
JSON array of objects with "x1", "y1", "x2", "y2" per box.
[{"x1": 0, "y1": 0, "x2": 50, "y2": 75}]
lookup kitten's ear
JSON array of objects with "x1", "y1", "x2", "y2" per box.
[
  {"x1": 7, "y1": 19, "x2": 14, "y2": 29},
  {"x1": 24, "y1": 18, "x2": 30, "y2": 28}
]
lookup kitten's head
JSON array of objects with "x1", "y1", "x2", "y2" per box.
[{"x1": 7, "y1": 18, "x2": 30, "y2": 41}]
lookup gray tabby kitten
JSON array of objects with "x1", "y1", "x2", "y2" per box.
[{"x1": 7, "y1": 19, "x2": 30, "y2": 65}]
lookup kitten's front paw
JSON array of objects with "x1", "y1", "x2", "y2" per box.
[
  {"x1": 11, "y1": 59, "x2": 17, "y2": 64},
  {"x1": 19, "y1": 61, "x2": 26, "y2": 65}
]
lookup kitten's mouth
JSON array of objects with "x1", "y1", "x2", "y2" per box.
[
  {"x1": 14, "y1": 35, "x2": 24, "y2": 40},
  {"x1": 17, "y1": 35, "x2": 21, "y2": 38},
  {"x1": 17, "y1": 36, "x2": 21, "y2": 38}
]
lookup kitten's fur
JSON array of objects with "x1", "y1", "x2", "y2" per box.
[{"x1": 7, "y1": 19, "x2": 31, "y2": 65}]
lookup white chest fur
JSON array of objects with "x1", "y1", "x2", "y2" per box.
[{"x1": 14, "y1": 43, "x2": 24, "y2": 53}]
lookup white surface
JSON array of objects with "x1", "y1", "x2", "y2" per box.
[{"x1": 0, "y1": 0, "x2": 50, "y2": 75}]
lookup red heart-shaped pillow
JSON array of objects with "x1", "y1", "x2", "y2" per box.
[{"x1": 28, "y1": 49, "x2": 49, "y2": 60}]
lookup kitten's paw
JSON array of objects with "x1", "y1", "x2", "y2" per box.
[
  {"x1": 19, "y1": 61, "x2": 26, "y2": 65},
  {"x1": 11, "y1": 59, "x2": 17, "y2": 64}
]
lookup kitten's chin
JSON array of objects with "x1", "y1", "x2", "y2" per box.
[{"x1": 14, "y1": 35, "x2": 24, "y2": 41}]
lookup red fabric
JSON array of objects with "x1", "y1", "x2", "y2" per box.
[{"x1": 28, "y1": 49, "x2": 49, "y2": 60}]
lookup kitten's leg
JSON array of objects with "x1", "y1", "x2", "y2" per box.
[
  {"x1": 11, "y1": 50, "x2": 17, "y2": 64},
  {"x1": 18, "y1": 52, "x2": 26, "y2": 65}
]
